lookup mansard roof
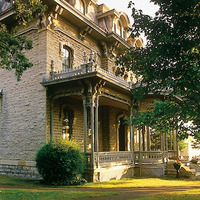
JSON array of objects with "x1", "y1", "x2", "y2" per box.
[{"x1": 0, "y1": 0, "x2": 138, "y2": 47}]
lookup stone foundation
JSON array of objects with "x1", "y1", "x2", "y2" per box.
[
  {"x1": 92, "y1": 165, "x2": 134, "y2": 182},
  {"x1": 0, "y1": 160, "x2": 40, "y2": 179},
  {"x1": 134, "y1": 163, "x2": 166, "y2": 177}
]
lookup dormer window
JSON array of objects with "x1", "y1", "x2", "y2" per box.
[
  {"x1": 116, "y1": 20, "x2": 122, "y2": 37},
  {"x1": 75, "y1": 0, "x2": 85, "y2": 14},
  {"x1": 62, "y1": 46, "x2": 72, "y2": 70}
]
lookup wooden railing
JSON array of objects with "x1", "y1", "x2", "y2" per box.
[
  {"x1": 85, "y1": 151, "x2": 176, "y2": 169},
  {"x1": 168, "y1": 150, "x2": 178, "y2": 160},
  {"x1": 85, "y1": 151, "x2": 134, "y2": 169},
  {"x1": 134, "y1": 151, "x2": 172, "y2": 164}
]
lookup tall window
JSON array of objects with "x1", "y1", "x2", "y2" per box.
[
  {"x1": 116, "y1": 21, "x2": 122, "y2": 36},
  {"x1": 62, "y1": 46, "x2": 72, "y2": 70},
  {"x1": 75, "y1": 0, "x2": 84, "y2": 14},
  {"x1": 62, "y1": 108, "x2": 74, "y2": 140}
]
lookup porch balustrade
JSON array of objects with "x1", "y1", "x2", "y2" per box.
[
  {"x1": 85, "y1": 151, "x2": 134, "y2": 169},
  {"x1": 85, "y1": 151, "x2": 176, "y2": 169},
  {"x1": 134, "y1": 151, "x2": 169, "y2": 164},
  {"x1": 168, "y1": 150, "x2": 178, "y2": 159},
  {"x1": 44, "y1": 61, "x2": 131, "y2": 88}
]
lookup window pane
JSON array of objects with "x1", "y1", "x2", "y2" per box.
[
  {"x1": 75, "y1": 0, "x2": 84, "y2": 14},
  {"x1": 116, "y1": 21, "x2": 122, "y2": 36},
  {"x1": 62, "y1": 47, "x2": 71, "y2": 70}
]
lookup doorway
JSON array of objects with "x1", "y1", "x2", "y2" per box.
[{"x1": 119, "y1": 117, "x2": 126, "y2": 151}]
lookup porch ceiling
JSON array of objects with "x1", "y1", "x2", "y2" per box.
[
  {"x1": 100, "y1": 96, "x2": 129, "y2": 111},
  {"x1": 53, "y1": 94, "x2": 129, "y2": 111}
]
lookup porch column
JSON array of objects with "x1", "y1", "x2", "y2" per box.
[
  {"x1": 139, "y1": 129, "x2": 142, "y2": 153},
  {"x1": 130, "y1": 106, "x2": 134, "y2": 152},
  {"x1": 142, "y1": 126, "x2": 145, "y2": 151},
  {"x1": 165, "y1": 132, "x2": 168, "y2": 151},
  {"x1": 161, "y1": 132, "x2": 165, "y2": 151},
  {"x1": 83, "y1": 97, "x2": 87, "y2": 153},
  {"x1": 174, "y1": 129, "x2": 178, "y2": 157},
  {"x1": 147, "y1": 126, "x2": 151, "y2": 151},
  {"x1": 94, "y1": 97, "x2": 99, "y2": 152},
  {"x1": 173, "y1": 130, "x2": 177, "y2": 151},
  {"x1": 139, "y1": 129, "x2": 142, "y2": 176},
  {"x1": 90, "y1": 96, "x2": 95, "y2": 154},
  {"x1": 170, "y1": 131, "x2": 172, "y2": 150},
  {"x1": 49, "y1": 90, "x2": 54, "y2": 141}
]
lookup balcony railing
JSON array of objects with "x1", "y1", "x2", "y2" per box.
[{"x1": 43, "y1": 61, "x2": 132, "y2": 89}]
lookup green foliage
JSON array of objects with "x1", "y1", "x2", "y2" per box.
[
  {"x1": 0, "y1": 0, "x2": 47, "y2": 80},
  {"x1": 179, "y1": 139, "x2": 187, "y2": 152},
  {"x1": 0, "y1": 24, "x2": 33, "y2": 80},
  {"x1": 35, "y1": 139, "x2": 86, "y2": 185},
  {"x1": 13, "y1": 0, "x2": 48, "y2": 26},
  {"x1": 117, "y1": 0, "x2": 200, "y2": 140}
]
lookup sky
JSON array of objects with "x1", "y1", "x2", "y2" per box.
[
  {"x1": 97, "y1": 0, "x2": 159, "y2": 43},
  {"x1": 97, "y1": 0, "x2": 159, "y2": 23}
]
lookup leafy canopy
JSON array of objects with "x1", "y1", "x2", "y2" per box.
[
  {"x1": 116, "y1": 0, "x2": 200, "y2": 140},
  {"x1": 0, "y1": 0, "x2": 47, "y2": 80}
]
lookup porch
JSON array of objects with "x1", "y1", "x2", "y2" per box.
[
  {"x1": 85, "y1": 150, "x2": 176, "y2": 181},
  {"x1": 42, "y1": 54, "x2": 178, "y2": 182}
]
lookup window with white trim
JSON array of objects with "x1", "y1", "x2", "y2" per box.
[
  {"x1": 75, "y1": 0, "x2": 84, "y2": 14},
  {"x1": 62, "y1": 46, "x2": 72, "y2": 70}
]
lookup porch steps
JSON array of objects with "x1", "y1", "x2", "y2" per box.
[
  {"x1": 189, "y1": 163, "x2": 200, "y2": 179},
  {"x1": 166, "y1": 162, "x2": 196, "y2": 178},
  {"x1": 165, "y1": 162, "x2": 177, "y2": 177}
]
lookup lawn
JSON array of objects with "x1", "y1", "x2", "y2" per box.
[
  {"x1": 84, "y1": 177, "x2": 200, "y2": 188},
  {"x1": 131, "y1": 189, "x2": 200, "y2": 200},
  {"x1": 1, "y1": 175, "x2": 200, "y2": 189},
  {"x1": 0, "y1": 175, "x2": 118, "y2": 200},
  {"x1": 0, "y1": 188, "x2": 116, "y2": 200},
  {"x1": 1, "y1": 175, "x2": 200, "y2": 200}
]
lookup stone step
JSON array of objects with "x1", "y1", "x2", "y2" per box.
[{"x1": 196, "y1": 172, "x2": 200, "y2": 176}]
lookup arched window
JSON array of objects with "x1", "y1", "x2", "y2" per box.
[
  {"x1": 116, "y1": 20, "x2": 122, "y2": 36},
  {"x1": 75, "y1": 0, "x2": 84, "y2": 14},
  {"x1": 62, "y1": 46, "x2": 72, "y2": 70}
]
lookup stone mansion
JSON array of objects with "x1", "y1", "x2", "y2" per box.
[{"x1": 0, "y1": 0, "x2": 178, "y2": 181}]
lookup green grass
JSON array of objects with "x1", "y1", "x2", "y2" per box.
[
  {"x1": 1, "y1": 175, "x2": 200, "y2": 189},
  {"x1": 1, "y1": 175, "x2": 200, "y2": 200},
  {"x1": 0, "y1": 188, "x2": 116, "y2": 200},
  {"x1": 0, "y1": 175, "x2": 43, "y2": 188},
  {"x1": 0, "y1": 175, "x2": 118, "y2": 199},
  {"x1": 131, "y1": 189, "x2": 200, "y2": 200},
  {"x1": 84, "y1": 177, "x2": 200, "y2": 188}
]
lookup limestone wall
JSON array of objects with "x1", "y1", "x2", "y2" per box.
[
  {"x1": 0, "y1": 26, "x2": 48, "y2": 177},
  {"x1": 0, "y1": 0, "x2": 131, "y2": 179}
]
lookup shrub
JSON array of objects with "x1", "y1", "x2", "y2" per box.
[{"x1": 35, "y1": 139, "x2": 86, "y2": 185}]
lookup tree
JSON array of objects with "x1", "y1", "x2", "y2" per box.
[
  {"x1": 0, "y1": 0, "x2": 47, "y2": 80},
  {"x1": 116, "y1": 0, "x2": 200, "y2": 140}
]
